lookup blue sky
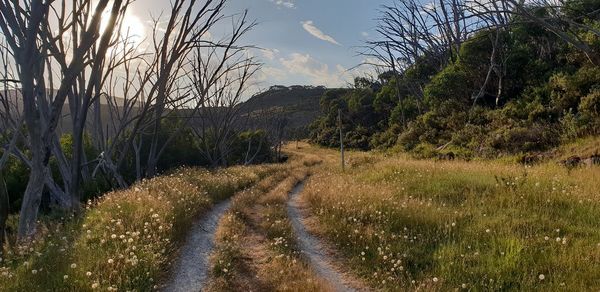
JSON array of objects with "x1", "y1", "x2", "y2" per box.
[{"x1": 132, "y1": 0, "x2": 393, "y2": 89}]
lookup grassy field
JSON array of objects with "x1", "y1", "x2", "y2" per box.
[
  {"x1": 0, "y1": 166, "x2": 276, "y2": 291},
  {"x1": 291, "y1": 143, "x2": 600, "y2": 291},
  {"x1": 2, "y1": 143, "x2": 600, "y2": 291}
]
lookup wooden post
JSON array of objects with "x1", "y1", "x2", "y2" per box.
[{"x1": 338, "y1": 109, "x2": 345, "y2": 171}]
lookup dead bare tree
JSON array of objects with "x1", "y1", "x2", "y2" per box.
[
  {"x1": 470, "y1": 0, "x2": 599, "y2": 63},
  {"x1": 99, "y1": 0, "x2": 250, "y2": 178},
  {"x1": 191, "y1": 41, "x2": 260, "y2": 167},
  {"x1": 139, "y1": 0, "x2": 227, "y2": 177},
  {"x1": 507, "y1": 0, "x2": 597, "y2": 62},
  {"x1": 361, "y1": 0, "x2": 471, "y2": 127},
  {"x1": 369, "y1": 0, "x2": 470, "y2": 71},
  {"x1": 0, "y1": 0, "x2": 128, "y2": 239},
  {"x1": 0, "y1": 39, "x2": 22, "y2": 172},
  {"x1": 83, "y1": 1, "x2": 258, "y2": 183},
  {"x1": 92, "y1": 39, "x2": 147, "y2": 187},
  {"x1": 463, "y1": 0, "x2": 513, "y2": 107},
  {"x1": 55, "y1": 0, "x2": 133, "y2": 208},
  {"x1": 0, "y1": 41, "x2": 13, "y2": 249},
  {"x1": 465, "y1": 0, "x2": 600, "y2": 106}
]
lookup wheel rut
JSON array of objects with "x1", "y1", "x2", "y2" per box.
[
  {"x1": 287, "y1": 181, "x2": 367, "y2": 292},
  {"x1": 162, "y1": 200, "x2": 231, "y2": 292}
]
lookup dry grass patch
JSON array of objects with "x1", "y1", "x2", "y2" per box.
[
  {"x1": 207, "y1": 160, "x2": 331, "y2": 292},
  {"x1": 297, "y1": 143, "x2": 600, "y2": 291}
]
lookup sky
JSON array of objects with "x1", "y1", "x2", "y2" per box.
[{"x1": 128, "y1": 0, "x2": 393, "y2": 90}]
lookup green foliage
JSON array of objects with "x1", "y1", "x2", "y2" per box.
[
  {"x1": 549, "y1": 66, "x2": 600, "y2": 112},
  {"x1": 311, "y1": 3, "x2": 600, "y2": 157},
  {"x1": 489, "y1": 124, "x2": 561, "y2": 153},
  {"x1": 2, "y1": 157, "x2": 28, "y2": 213},
  {"x1": 228, "y1": 130, "x2": 273, "y2": 165},
  {"x1": 564, "y1": 0, "x2": 600, "y2": 20},
  {"x1": 424, "y1": 63, "x2": 473, "y2": 107},
  {"x1": 310, "y1": 88, "x2": 382, "y2": 150}
]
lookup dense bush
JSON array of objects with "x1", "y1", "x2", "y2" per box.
[
  {"x1": 1, "y1": 118, "x2": 275, "y2": 218},
  {"x1": 228, "y1": 130, "x2": 273, "y2": 165},
  {"x1": 310, "y1": 2, "x2": 600, "y2": 158}
]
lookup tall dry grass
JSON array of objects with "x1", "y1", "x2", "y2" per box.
[{"x1": 298, "y1": 143, "x2": 600, "y2": 290}]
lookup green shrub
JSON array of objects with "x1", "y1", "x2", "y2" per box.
[
  {"x1": 412, "y1": 143, "x2": 439, "y2": 159},
  {"x1": 579, "y1": 89, "x2": 600, "y2": 118},
  {"x1": 424, "y1": 63, "x2": 472, "y2": 107},
  {"x1": 489, "y1": 124, "x2": 560, "y2": 153}
]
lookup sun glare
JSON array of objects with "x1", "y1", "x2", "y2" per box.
[{"x1": 100, "y1": 11, "x2": 146, "y2": 46}]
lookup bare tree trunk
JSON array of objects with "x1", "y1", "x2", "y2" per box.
[
  {"x1": 146, "y1": 156, "x2": 159, "y2": 177},
  {"x1": 51, "y1": 135, "x2": 71, "y2": 193},
  {"x1": 17, "y1": 147, "x2": 47, "y2": 239},
  {"x1": 0, "y1": 0, "x2": 127, "y2": 239},
  {"x1": 45, "y1": 172, "x2": 72, "y2": 209},
  {"x1": 133, "y1": 136, "x2": 143, "y2": 181},
  {"x1": 69, "y1": 122, "x2": 84, "y2": 210},
  {"x1": 384, "y1": 42, "x2": 406, "y2": 127}
]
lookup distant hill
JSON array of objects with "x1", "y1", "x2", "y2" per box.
[
  {"x1": 1, "y1": 85, "x2": 330, "y2": 139},
  {"x1": 0, "y1": 89, "x2": 137, "y2": 136},
  {"x1": 237, "y1": 85, "x2": 328, "y2": 137}
]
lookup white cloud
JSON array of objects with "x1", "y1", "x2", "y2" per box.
[
  {"x1": 270, "y1": 0, "x2": 295, "y2": 9},
  {"x1": 261, "y1": 48, "x2": 280, "y2": 61},
  {"x1": 253, "y1": 54, "x2": 382, "y2": 89},
  {"x1": 279, "y1": 53, "x2": 348, "y2": 87},
  {"x1": 259, "y1": 66, "x2": 287, "y2": 81},
  {"x1": 301, "y1": 21, "x2": 341, "y2": 46},
  {"x1": 361, "y1": 31, "x2": 370, "y2": 38}
]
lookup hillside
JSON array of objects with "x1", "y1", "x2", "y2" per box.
[
  {"x1": 237, "y1": 85, "x2": 328, "y2": 136},
  {"x1": 310, "y1": 3, "x2": 600, "y2": 160},
  {"x1": 2, "y1": 86, "x2": 327, "y2": 139}
]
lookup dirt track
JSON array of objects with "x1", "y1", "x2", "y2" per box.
[
  {"x1": 287, "y1": 182, "x2": 364, "y2": 292},
  {"x1": 162, "y1": 200, "x2": 231, "y2": 292}
]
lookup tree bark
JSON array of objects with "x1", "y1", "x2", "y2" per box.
[
  {"x1": 45, "y1": 172, "x2": 72, "y2": 210},
  {"x1": 69, "y1": 121, "x2": 84, "y2": 211},
  {"x1": 17, "y1": 148, "x2": 47, "y2": 239}
]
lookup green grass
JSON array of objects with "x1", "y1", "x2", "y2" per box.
[{"x1": 299, "y1": 144, "x2": 600, "y2": 291}]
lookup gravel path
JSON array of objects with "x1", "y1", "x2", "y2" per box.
[
  {"x1": 162, "y1": 200, "x2": 231, "y2": 292},
  {"x1": 287, "y1": 182, "x2": 360, "y2": 292}
]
